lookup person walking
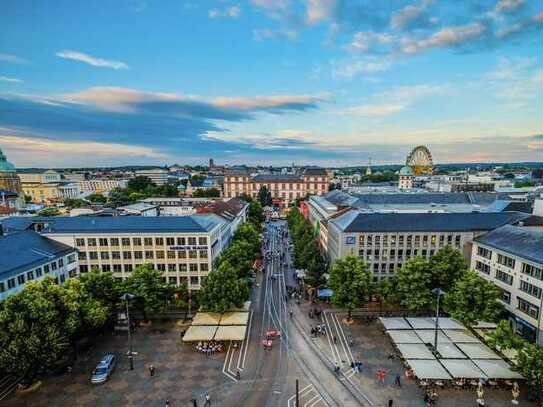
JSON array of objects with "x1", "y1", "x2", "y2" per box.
[
  {"x1": 204, "y1": 393, "x2": 211, "y2": 406},
  {"x1": 165, "y1": 400, "x2": 170, "y2": 407},
  {"x1": 394, "y1": 373, "x2": 401, "y2": 387},
  {"x1": 236, "y1": 370, "x2": 241, "y2": 380},
  {"x1": 388, "y1": 400, "x2": 393, "y2": 407},
  {"x1": 333, "y1": 336, "x2": 338, "y2": 344},
  {"x1": 149, "y1": 364, "x2": 156, "y2": 377}
]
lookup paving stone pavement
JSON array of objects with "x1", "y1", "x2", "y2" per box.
[{"x1": 4, "y1": 322, "x2": 239, "y2": 407}]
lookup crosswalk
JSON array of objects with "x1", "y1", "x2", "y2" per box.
[
  {"x1": 287, "y1": 383, "x2": 325, "y2": 407},
  {"x1": 222, "y1": 311, "x2": 254, "y2": 382},
  {"x1": 322, "y1": 311, "x2": 356, "y2": 378}
]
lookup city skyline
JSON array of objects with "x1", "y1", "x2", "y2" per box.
[{"x1": 1, "y1": 0, "x2": 543, "y2": 167}]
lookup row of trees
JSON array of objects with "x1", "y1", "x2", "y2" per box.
[
  {"x1": 286, "y1": 207, "x2": 326, "y2": 288},
  {"x1": 327, "y1": 246, "x2": 504, "y2": 328},
  {"x1": 198, "y1": 200, "x2": 264, "y2": 313},
  {"x1": 0, "y1": 266, "x2": 182, "y2": 381}
]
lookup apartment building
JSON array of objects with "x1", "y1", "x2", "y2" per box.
[
  {"x1": 41, "y1": 215, "x2": 229, "y2": 291},
  {"x1": 0, "y1": 229, "x2": 79, "y2": 301},
  {"x1": 326, "y1": 211, "x2": 530, "y2": 282},
  {"x1": 223, "y1": 168, "x2": 329, "y2": 206},
  {"x1": 79, "y1": 178, "x2": 129, "y2": 193},
  {"x1": 135, "y1": 168, "x2": 169, "y2": 185},
  {"x1": 472, "y1": 225, "x2": 543, "y2": 345}
]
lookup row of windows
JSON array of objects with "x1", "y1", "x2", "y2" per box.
[
  {"x1": 477, "y1": 246, "x2": 492, "y2": 260},
  {"x1": 495, "y1": 269, "x2": 514, "y2": 285},
  {"x1": 521, "y1": 263, "x2": 543, "y2": 281},
  {"x1": 519, "y1": 280, "x2": 543, "y2": 300},
  {"x1": 79, "y1": 249, "x2": 208, "y2": 261},
  {"x1": 0, "y1": 257, "x2": 70, "y2": 293},
  {"x1": 360, "y1": 248, "x2": 438, "y2": 259},
  {"x1": 517, "y1": 297, "x2": 540, "y2": 320},
  {"x1": 360, "y1": 234, "x2": 462, "y2": 247},
  {"x1": 475, "y1": 261, "x2": 491, "y2": 274},
  {"x1": 79, "y1": 262, "x2": 208, "y2": 273},
  {"x1": 76, "y1": 236, "x2": 208, "y2": 247},
  {"x1": 497, "y1": 253, "x2": 516, "y2": 269}
]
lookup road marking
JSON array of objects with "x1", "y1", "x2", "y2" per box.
[
  {"x1": 221, "y1": 342, "x2": 238, "y2": 382},
  {"x1": 287, "y1": 383, "x2": 325, "y2": 407},
  {"x1": 238, "y1": 310, "x2": 253, "y2": 371}
]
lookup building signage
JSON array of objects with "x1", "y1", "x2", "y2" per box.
[
  {"x1": 345, "y1": 236, "x2": 356, "y2": 245},
  {"x1": 169, "y1": 246, "x2": 207, "y2": 251}
]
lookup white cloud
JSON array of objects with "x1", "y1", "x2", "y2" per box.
[
  {"x1": 331, "y1": 58, "x2": 392, "y2": 79},
  {"x1": 56, "y1": 50, "x2": 129, "y2": 70},
  {"x1": 251, "y1": 0, "x2": 291, "y2": 20},
  {"x1": 390, "y1": 0, "x2": 433, "y2": 30},
  {"x1": 494, "y1": 0, "x2": 524, "y2": 13},
  {"x1": 253, "y1": 28, "x2": 298, "y2": 41},
  {"x1": 306, "y1": 0, "x2": 336, "y2": 24},
  {"x1": 0, "y1": 53, "x2": 28, "y2": 64},
  {"x1": 344, "y1": 31, "x2": 395, "y2": 54},
  {"x1": 401, "y1": 22, "x2": 486, "y2": 54},
  {"x1": 0, "y1": 76, "x2": 23, "y2": 83},
  {"x1": 345, "y1": 84, "x2": 446, "y2": 117},
  {"x1": 209, "y1": 5, "x2": 241, "y2": 19}
]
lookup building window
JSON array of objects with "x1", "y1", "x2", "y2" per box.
[
  {"x1": 122, "y1": 238, "x2": 131, "y2": 246},
  {"x1": 79, "y1": 252, "x2": 87, "y2": 260},
  {"x1": 8, "y1": 278, "x2": 16, "y2": 289},
  {"x1": 133, "y1": 238, "x2": 142, "y2": 246},
  {"x1": 59, "y1": 274, "x2": 66, "y2": 283},
  {"x1": 519, "y1": 280, "x2": 542, "y2": 299},
  {"x1": 124, "y1": 264, "x2": 133, "y2": 272},
  {"x1": 76, "y1": 238, "x2": 85, "y2": 247},
  {"x1": 475, "y1": 261, "x2": 490, "y2": 274},
  {"x1": 156, "y1": 251, "x2": 165, "y2": 259},
  {"x1": 51, "y1": 261, "x2": 57, "y2": 270},
  {"x1": 517, "y1": 297, "x2": 540, "y2": 319},
  {"x1": 497, "y1": 254, "x2": 515, "y2": 269},
  {"x1": 166, "y1": 237, "x2": 175, "y2": 246},
  {"x1": 102, "y1": 264, "x2": 111, "y2": 272},
  {"x1": 168, "y1": 264, "x2": 176, "y2": 271},
  {"x1": 201, "y1": 263, "x2": 209, "y2": 272},
  {"x1": 27, "y1": 271, "x2": 34, "y2": 281},
  {"x1": 17, "y1": 275, "x2": 25, "y2": 285},
  {"x1": 199, "y1": 237, "x2": 207, "y2": 245},
  {"x1": 199, "y1": 250, "x2": 208, "y2": 259},
  {"x1": 190, "y1": 263, "x2": 198, "y2": 272},
  {"x1": 157, "y1": 264, "x2": 166, "y2": 271},
  {"x1": 44, "y1": 264, "x2": 50, "y2": 274},
  {"x1": 190, "y1": 276, "x2": 199, "y2": 285},
  {"x1": 35, "y1": 267, "x2": 42, "y2": 277},
  {"x1": 100, "y1": 252, "x2": 110, "y2": 260},
  {"x1": 477, "y1": 246, "x2": 492, "y2": 260},
  {"x1": 79, "y1": 265, "x2": 88, "y2": 273},
  {"x1": 113, "y1": 264, "x2": 122, "y2": 272},
  {"x1": 144, "y1": 237, "x2": 153, "y2": 246},
  {"x1": 123, "y1": 251, "x2": 132, "y2": 260},
  {"x1": 496, "y1": 269, "x2": 513, "y2": 285},
  {"x1": 177, "y1": 237, "x2": 186, "y2": 245},
  {"x1": 179, "y1": 264, "x2": 188, "y2": 272},
  {"x1": 522, "y1": 263, "x2": 543, "y2": 280},
  {"x1": 455, "y1": 235, "x2": 461, "y2": 246},
  {"x1": 169, "y1": 277, "x2": 177, "y2": 284},
  {"x1": 58, "y1": 258, "x2": 64, "y2": 267},
  {"x1": 422, "y1": 236, "x2": 428, "y2": 246},
  {"x1": 89, "y1": 252, "x2": 98, "y2": 260},
  {"x1": 134, "y1": 251, "x2": 143, "y2": 259},
  {"x1": 87, "y1": 238, "x2": 97, "y2": 247},
  {"x1": 155, "y1": 237, "x2": 164, "y2": 246},
  {"x1": 110, "y1": 238, "x2": 119, "y2": 246},
  {"x1": 112, "y1": 251, "x2": 121, "y2": 260},
  {"x1": 0, "y1": 282, "x2": 5, "y2": 293},
  {"x1": 67, "y1": 254, "x2": 76, "y2": 264},
  {"x1": 500, "y1": 289, "x2": 511, "y2": 304},
  {"x1": 99, "y1": 238, "x2": 108, "y2": 247}
]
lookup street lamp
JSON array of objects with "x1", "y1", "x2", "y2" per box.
[
  {"x1": 120, "y1": 293, "x2": 135, "y2": 370},
  {"x1": 432, "y1": 288, "x2": 445, "y2": 352}
]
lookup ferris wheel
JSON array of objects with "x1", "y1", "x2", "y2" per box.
[{"x1": 406, "y1": 145, "x2": 433, "y2": 175}]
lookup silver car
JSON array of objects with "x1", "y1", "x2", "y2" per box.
[{"x1": 91, "y1": 353, "x2": 116, "y2": 384}]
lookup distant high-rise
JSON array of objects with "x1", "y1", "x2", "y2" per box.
[{"x1": 209, "y1": 158, "x2": 215, "y2": 168}]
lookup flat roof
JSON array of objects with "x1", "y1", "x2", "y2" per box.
[
  {"x1": 40, "y1": 214, "x2": 225, "y2": 234},
  {"x1": 475, "y1": 224, "x2": 543, "y2": 265},
  {"x1": 0, "y1": 230, "x2": 74, "y2": 279}
]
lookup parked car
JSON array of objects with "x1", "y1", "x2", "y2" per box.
[{"x1": 91, "y1": 353, "x2": 117, "y2": 384}]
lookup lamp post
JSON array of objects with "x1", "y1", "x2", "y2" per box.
[
  {"x1": 120, "y1": 293, "x2": 135, "y2": 370},
  {"x1": 432, "y1": 288, "x2": 445, "y2": 352}
]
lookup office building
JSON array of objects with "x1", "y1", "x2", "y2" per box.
[
  {"x1": 40, "y1": 215, "x2": 230, "y2": 290},
  {"x1": 0, "y1": 229, "x2": 79, "y2": 301},
  {"x1": 472, "y1": 225, "x2": 543, "y2": 346},
  {"x1": 135, "y1": 168, "x2": 169, "y2": 185}
]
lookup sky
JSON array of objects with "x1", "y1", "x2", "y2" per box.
[{"x1": 1, "y1": 0, "x2": 543, "y2": 168}]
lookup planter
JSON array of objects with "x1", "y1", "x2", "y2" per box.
[{"x1": 16, "y1": 380, "x2": 42, "y2": 394}]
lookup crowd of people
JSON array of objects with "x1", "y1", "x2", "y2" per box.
[{"x1": 195, "y1": 341, "x2": 224, "y2": 355}]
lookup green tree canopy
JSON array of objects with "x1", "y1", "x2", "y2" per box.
[
  {"x1": 122, "y1": 264, "x2": 173, "y2": 317},
  {"x1": 247, "y1": 200, "x2": 265, "y2": 228},
  {"x1": 64, "y1": 198, "x2": 90, "y2": 209},
  {"x1": 199, "y1": 262, "x2": 250, "y2": 313},
  {"x1": 486, "y1": 320, "x2": 524, "y2": 351},
  {"x1": 127, "y1": 176, "x2": 155, "y2": 192},
  {"x1": 444, "y1": 269, "x2": 504, "y2": 327},
  {"x1": 394, "y1": 257, "x2": 435, "y2": 312},
  {"x1": 0, "y1": 278, "x2": 81, "y2": 380},
  {"x1": 258, "y1": 185, "x2": 272, "y2": 207},
  {"x1": 192, "y1": 188, "x2": 221, "y2": 198},
  {"x1": 37, "y1": 207, "x2": 61, "y2": 217},
  {"x1": 328, "y1": 256, "x2": 372, "y2": 319},
  {"x1": 515, "y1": 343, "x2": 543, "y2": 404},
  {"x1": 86, "y1": 193, "x2": 107, "y2": 204},
  {"x1": 428, "y1": 245, "x2": 468, "y2": 290}
]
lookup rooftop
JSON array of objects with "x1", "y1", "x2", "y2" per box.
[
  {"x1": 302, "y1": 168, "x2": 327, "y2": 176},
  {"x1": 0, "y1": 230, "x2": 74, "y2": 279},
  {"x1": 330, "y1": 210, "x2": 529, "y2": 233},
  {"x1": 39, "y1": 214, "x2": 225, "y2": 234},
  {"x1": 475, "y1": 225, "x2": 543, "y2": 265},
  {"x1": 252, "y1": 174, "x2": 302, "y2": 182}
]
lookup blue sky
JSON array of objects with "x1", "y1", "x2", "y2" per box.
[{"x1": 1, "y1": 0, "x2": 543, "y2": 167}]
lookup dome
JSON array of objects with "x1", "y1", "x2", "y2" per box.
[
  {"x1": 399, "y1": 166, "x2": 414, "y2": 176},
  {"x1": 0, "y1": 149, "x2": 16, "y2": 173}
]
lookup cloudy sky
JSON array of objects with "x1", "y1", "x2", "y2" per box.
[{"x1": 1, "y1": 0, "x2": 542, "y2": 167}]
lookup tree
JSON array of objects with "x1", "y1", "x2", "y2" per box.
[
  {"x1": 515, "y1": 343, "x2": 543, "y2": 406},
  {"x1": 258, "y1": 185, "x2": 273, "y2": 207},
  {"x1": 0, "y1": 278, "x2": 81, "y2": 381},
  {"x1": 65, "y1": 278, "x2": 110, "y2": 336},
  {"x1": 328, "y1": 256, "x2": 372, "y2": 320},
  {"x1": 64, "y1": 198, "x2": 89, "y2": 209},
  {"x1": 24, "y1": 195, "x2": 32, "y2": 204},
  {"x1": 238, "y1": 193, "x2": 253, "y2": 203},
  {"x1": 247, "y1": 200, "x2": 265, "y2": 228},
  {"x1": 38, "y1": 207, "x2": 61, "y2": 217},
  {"x1": 444, "y1": 269, "x2": 504, "y2": 327},
  {"x1": 233, "y1": 223, "x2": 261, "y2": 254},
  {"x1": 78, "y1": 269, "x2": 121, "y2": 321},
  {"x1": 192, "y1": 188, "x2": 221, "y2": 198},
  {"x1": 395, "y1": 257, "x2": 434, "y2": 312},
  {"x1": 86, "y1": 193, "x2": 107, "y2": 204},
  {"x1": 127, "y1": 176, "x2": 154, "y2": 192},
  {"x1": 428, "y1": 245, "x2": 467, "y2": 290},
  {"x1": 122, "y1": 264, "x2": 173, "y2": 317},
  {"x1": 107, "y1": 187, "x2": 134, "y2": 207},
  {"x1": 218, "y1": 241, "x2": 257, "y2": 278},
  {"x1": 487, "y1": 320, "x2": 524, "y2": 351},
  {"x1": 199, "y1": 262, "x2": 250, "y2": 313}
]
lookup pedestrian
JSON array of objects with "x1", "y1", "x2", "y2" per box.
[
  {"x1": 394, "y1": 373, "x2": 401, "y2": 387},
  {"x1": 149, "y1": 364, "x2": 156, "y2": 377},
  {"x1": 388, "y1": 400, "x2": 393, "y2": 407},
  {"x1": 334, "y1": 364, "x2": 340, "y2": 373},
  {"x1": 191, "y1": 398, "x2": 198, "y2": 407},
  {"x1": 236, "y1": 370, "x2": 241, "y2": 380},
  {"x1": 333, "y1": 336, "x2": 338, "y2": 344},
  {"x1": 204, "y1": 392, "x2": 211, "y2": 406},
  {"x1": 289, "y1": 309, "x2": 293, "y2": 318},
  {"x1": 424, "y1": 392, "x2": 430, "y2": 406},
  {"x1": 165, "y1": 400, "x2": 170, "y2": 407}
]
